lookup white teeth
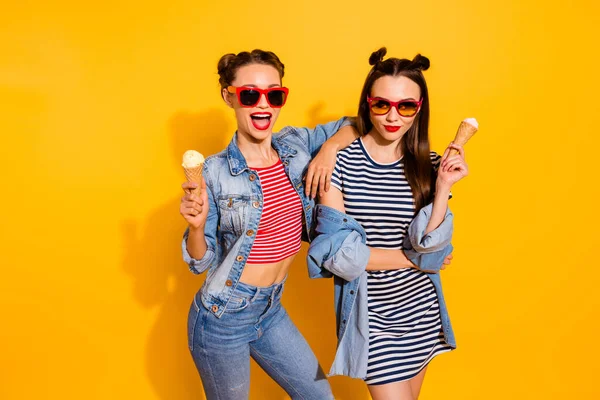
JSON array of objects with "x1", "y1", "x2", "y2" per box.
[{"x1": 252, "y1": 114, "x2": 271, "y2": 118}]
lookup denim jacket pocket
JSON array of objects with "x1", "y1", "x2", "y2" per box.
[{"x1": 218, "y1": 195, "x2": 247, "y2": 235}]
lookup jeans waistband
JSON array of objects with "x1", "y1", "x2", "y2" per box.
[{"x1": 234, "y1": 276, "x2": 286, "y2": 300}]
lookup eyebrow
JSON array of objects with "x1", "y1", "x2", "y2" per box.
[{"x1": 240, "y1": 84, "x2": 282, "y2": 88}]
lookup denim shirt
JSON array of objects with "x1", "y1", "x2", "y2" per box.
[
  {"x1": 306, "y1": 203, "x2": 457, "y2": 379},
  {"x1": 181, "y1": 118, "x2": 352, "y2": 317}
]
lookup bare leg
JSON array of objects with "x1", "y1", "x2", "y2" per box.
[
  {"x1": 368, "y1": 381, "x2": 415, "y2": 400},
  {"x1": 409, "y1": 366, "x2": 428, "y2": 399}
]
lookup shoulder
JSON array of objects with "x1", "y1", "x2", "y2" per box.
[
  {"x1": 273, "y1": 125, "x2": 301, "y2": 141},
  {"x1": 273, "y1": 125, "x2": 309, "y2": 150},
  {"x1": 203, "y1": 150, "x2": 227, "y2": 170},
  {"x1": 201, "y1": 150, "x2": 228, "y2": 185},
  {"x1": 337, "y1": 138, "x2": 362, "y2": 158}
]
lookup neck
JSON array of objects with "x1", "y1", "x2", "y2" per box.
[
  {"x1": 362, "y1": 128, "x2": 403, "y2": 163},
  {"x1": 236, "y1": 129, "x2": 279, "y2": 168}
]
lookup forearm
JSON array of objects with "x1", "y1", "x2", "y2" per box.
[
  {"x1": 366, "y1": 247, "x2": 416, "y2": 270},
  {"x1": 322, "y1": 124, "x2": 359, "y2": 152},
  {"x1": 186, "y1": 226, "x2": 208, "y2": 260},
  {"x1": 424, "y1": 184, "x2": 451, "y2": 236}
]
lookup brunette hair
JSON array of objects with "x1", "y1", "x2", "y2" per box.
[
  {"x1": 357, "y1": 47, "x2": 434, "y2": 211},
  {"x1": 217, "y1": 49, "x2": 285, "y2": 89}
]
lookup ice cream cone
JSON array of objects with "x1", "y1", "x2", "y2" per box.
[
  {"x1": 182, "y1": 150, "x2": 205, "y2": 195},
  {"x1": 449, "y1": 118, "x2": 478, "y2": 156},
  {"x1": 183, "y1": 164, "x2": 204, "y2": 195}
]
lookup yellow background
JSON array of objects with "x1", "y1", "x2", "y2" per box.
[{"x1": 1, "y1": 1, "x2": 599, "y2": 399}]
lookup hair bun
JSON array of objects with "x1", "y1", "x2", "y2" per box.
[
  {"x1": 369, "y1": 47, "x2": 387, "y2": 66},
  {"x1": 217, "y1": 53, "x2": 236, "y2": 75},
  {"x1": 411, "y1": 54, "x2": 430, "y2": 71}
]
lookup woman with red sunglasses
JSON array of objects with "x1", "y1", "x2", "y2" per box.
[
  {"x1": 310, "y1": 48, "x2": 468, "y2": 399},
  {"x1": 179, "y1": 49, "x2": 358, "y2": 399}
]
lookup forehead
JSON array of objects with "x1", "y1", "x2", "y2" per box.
[
  {"x1": 232, "y1": 63, "x2": 281, "y2": 87},
  {"x1": 371, "y1": 75, "x2": 421, "y2": 100}
]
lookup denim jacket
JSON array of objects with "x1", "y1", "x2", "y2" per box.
[
  {"x1": 306, "y1": 203, "x2": 457, "y2": 378},
  {"x1": 182, "y1": 118, "x2": 352, "y2": 317}
]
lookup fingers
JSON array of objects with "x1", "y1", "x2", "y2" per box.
[
  {"x1": 318, "y1": 171, "x2": 328, "y2": 197},
  {"x1": 448, "y1": 143, "x2": 465, "y2": 158},
  {"x1": 180, "y1": 199, "x2": 203, "y2": 214},
  {"x1": 440, "y1": 145, "x2": 451, "y2": 165},
  {"x1": 304, "y1": 168, "x2": 315, "y2": 197},
  {"x1": 182, "y1": 181, "x2": 199, "y2": 193},
  {"x1": 442, "y1": 155, "x2": 466, "y2": 172},
  {"x1": 324, "y1": 172, "x2": 331, "y2": 193},
  {"x1": 310, "y1": 170, "x2": 319, "y2": 199}
]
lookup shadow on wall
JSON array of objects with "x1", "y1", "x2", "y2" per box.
[
  {"x1": 121, "y1": 108, "x2": 229, "y2": 400},
  {"x1": 122, "y1": 103, "x2": 366, "y2": 399}
]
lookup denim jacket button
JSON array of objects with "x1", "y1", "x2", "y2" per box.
[
  {"x1": 236, "y1": 255, "x2": 244, "y2": 262},
  {"x1": 283, "y1": 161, "x2": 289, "y2": 166},
  {"x1": 225, "y1": 279, "x2": 233, "y2": 286},
  {"x1": 249, "y1": 174, "x2": 256, "y2": 181},
  {"x1": 211, "y1": 305, "x2": 218, "y2": 313},
  {"x1": 246, "y1": 229, "x2": 255, "y2": 236},
  {"x1": 252, "y1": 201, "x2": 260, "y2": 208},
  {"x1": 343, "y1": 218, "x2": 348, "y2": 223},
  {"x1": 350, "y1": 290, "x2": 355, "y2": 295}
]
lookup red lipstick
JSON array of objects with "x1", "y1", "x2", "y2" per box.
[{"x1": 384, "y1": 125, "x2": 401, "y2": 132}]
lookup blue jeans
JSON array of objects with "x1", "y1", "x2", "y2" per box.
[{"x1": 188, "y1": 279, "x2": 333, "y2": 400}]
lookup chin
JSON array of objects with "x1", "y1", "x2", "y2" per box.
[{"x1": 376, "y1": 127, "x2": 405, "y2": 142}]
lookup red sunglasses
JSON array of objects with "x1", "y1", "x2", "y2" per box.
[
  {"x1": 227, "y1": 86, "x2": 289, "y2": 108},
  {"x1": 367, "y1": 97, "x2": 423, "y2": 117}
]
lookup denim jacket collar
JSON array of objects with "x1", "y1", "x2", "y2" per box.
[{"x1": 227, "y1": 132, "x2": 298, "y2": 176}]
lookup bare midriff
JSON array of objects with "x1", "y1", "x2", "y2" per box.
[{"x1": 239, "y1": 253, "x2": 296, "y2": 287}]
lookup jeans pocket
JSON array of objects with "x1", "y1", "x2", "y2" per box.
[
  {"x1": 222, "y1": 294, "x2": 251, "y2": 313},
  {"x1": 187, "y1": 296, "x2": 201, "y2": 352}
]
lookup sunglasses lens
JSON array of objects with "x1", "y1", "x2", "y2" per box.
[
  {"x1": 239, "y1": 90, "x2": 260, "y2": 106},
  {"x1": 370, "y1": 99, "x2": 391, "y2": 115},
  {"x1": 397, "y1": 102, "x2": 419, "y2": 117},
  {"x1": 267, "y1": 89, "x2": 286, "y2": 107}
]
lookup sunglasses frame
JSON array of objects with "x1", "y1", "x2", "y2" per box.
[
  {"x1": 227, "y1": 86, "x2": 289, "y2": 108},
  {"x1": 367, "y1": 96, "x2": 423, "y2": 117}
]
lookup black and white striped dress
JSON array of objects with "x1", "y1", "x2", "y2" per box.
[{"x1": 331, "y1": 138, "x2": 453, "y2": 385}]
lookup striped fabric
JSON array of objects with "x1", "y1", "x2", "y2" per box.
[
  {"x1": 331, "y1": 138, "x2": 453, "y2": 385},
  {"x1": 246, "y1": 159, "x2": 303, "y2": 264}
]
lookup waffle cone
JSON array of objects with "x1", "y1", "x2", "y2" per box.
[
  {"x1": 449, "y1": 121, "x2": 478, "y2": 156},
  {"x1": 183, "y1": 164, "x2": 204, "y2": 195}
]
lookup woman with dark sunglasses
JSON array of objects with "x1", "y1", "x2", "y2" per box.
[
  {"x1": 179, "y1": 49, "x2": 358, "y2": 399},
  {"x1": 309, "y1": 48, "x2": 468, "y2": 399}
]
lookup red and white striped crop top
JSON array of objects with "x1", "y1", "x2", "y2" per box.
[{"x1": 246, "y1": 159, "x2": 303, "y2": 264}]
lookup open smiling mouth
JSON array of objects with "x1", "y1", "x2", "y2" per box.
[{"x1": 251, "y1": 113, "x2": 272, "y2": 130}]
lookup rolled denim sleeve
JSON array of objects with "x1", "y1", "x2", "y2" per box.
[
  {"x1": 403, "y1": 203, "x2": 455, "y2": 274},
  {"x1": 294, "y1": 117, "x2": 352, "y2": 157},
  {"x1": 181, "y1": 163, "x2": 218, "y2": 274},
  {"x1": 404, "y1": 244, "x2": 454, "y2": 274},
  {"x1": 322, "y1": 231, "x2": 370, "y2": 282},
  {"x1": 408, "y1": 203, "x2": 454, "y2": 253}
]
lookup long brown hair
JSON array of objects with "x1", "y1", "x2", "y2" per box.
[
  {"x1": 357, "y1": 47, "x2": 435, "y2": 212},
  {"x1": 217, "y1": 49, "x2": 285, "y2": 90}
]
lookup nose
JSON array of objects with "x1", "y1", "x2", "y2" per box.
[
  {"x1": 256, "y1": 93, "x2": 269, "y2": 109},
  {"x1": 386, "y1": 106, "x2": 400, "y2": 122}
]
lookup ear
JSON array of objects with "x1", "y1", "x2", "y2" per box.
[{"x1": 222, "y1": 87, "x2": 234, "y2": 108}]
